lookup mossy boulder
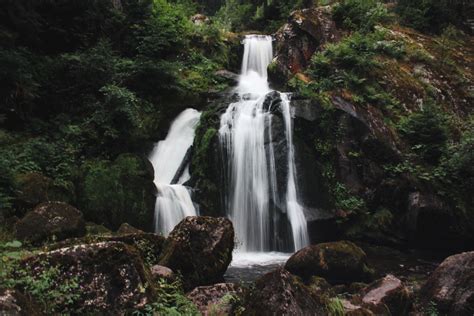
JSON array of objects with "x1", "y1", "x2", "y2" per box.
[
  {"x1": 244, "y1": 268, "x2": 328, "y2": 315},
  {"x1": 158, "y1": 216, "x2": 234, "y2": 290},
  {"x1": 15, "y1": 172, "x2": 74, "y2": 210},
  {"x1": 285, "y1": 241, "x2": 374, "y2": 284},
  {"x1": 79, "y1": 153, "x2": 155, "y2": 231},
  {"x1": 14, "y1": 201, "x2": 86, "y2": 244},
  {"x1": 117, "y1": 223, "x2": 144, "y2": 235},
  {"x1": 420, "y1": 251, "x2": 474, "y2": 315},
  {"x1": 50, "y1": 232, "x2": 166, "y2": 266},
  {"x1": 14, "y1": 241, "x2": 156, "y2": 314}
]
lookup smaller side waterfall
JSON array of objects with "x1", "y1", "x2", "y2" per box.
[{"x1": 148, "y1": 109, "x2": 201, "y2": 235}]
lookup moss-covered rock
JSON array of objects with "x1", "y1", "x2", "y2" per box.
[
  {"x1": 117, "y1": 223, "x2": 144, "y2": 235},
  {"x1": 13, "y1": 241, "x2": 157, "y2": 314},
  {"x1": 285, "y1": 241, "x2": 374, "y2": 284},
  {"x1": 14, "y1": 201, "x2": 86, "y2": 244},
  {"x1": 244, "y1": 268, "x2": 328, "y2": 315},
  {"x1": 190, "y1": 96, "x2": 236, "y2": 217},
  {"x1": 158, "y1": 216, "x2": 234, "y2": 290},
  {"x1": 15, "y1": 172, "x2": 74, "y2": 211},
  {"x1": 187, "y1": 283, "x2": 244, "y2": 315},
  {"x1": 50, "y1": 232, "x2": 166, "y2": 266}
]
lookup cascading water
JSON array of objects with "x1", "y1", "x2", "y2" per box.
[
  {"x1": 219, "y1": 35, "x2": 309, "y2": 255},
  {"x1": 148, "y1": 109, "x2": 201, "y2": 236}
]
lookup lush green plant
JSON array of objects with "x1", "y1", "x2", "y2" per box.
[
  {"x1": 133, "y1": 278, "x2": 200, "y2": 316},
  {"x1": 398, "y1": 104, "x2": 449, "y2": 164},
  {"x1": 327, "y1": 297, "x2": 345, "y2": 316},
  {"x1": 333, "y1": 0, "x2": 390, "y2": 32},
  {"x1": 396, "y1": 0, "x2": 469, "y2": 33}
]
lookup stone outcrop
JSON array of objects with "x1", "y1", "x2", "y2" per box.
[{"x1": 270, "y1": 6, "x2": 341, "y2": 84}]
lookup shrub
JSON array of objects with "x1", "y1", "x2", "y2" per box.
[
  {"x1": 396, "y1": 0, "x2": 469, "y2": 33},
  {"x1": 332, "y1": 0, "x2": 390, "y2": 33},
  {"x1": 398, "y1": 104, "x2": 449, "y2": 164}
]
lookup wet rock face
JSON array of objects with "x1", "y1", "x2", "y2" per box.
[
  {"x1": 420, "y1": 251, "x2": 474, "y2": 315},
  {"x1": 15, "y1": 201, "x2": 86, "y2": 244},
  {"x1": 271, "y1": 6, "x2": 341, "y2": 84},
  {"x1": 285, "y1": 241, "x2": 373, "y2": 284},
  {"x1": 158, "y1": 216, "x2": 234, "y2": 290},
  {"x1": 244, "y1": 268, "x2": 327, "y2": 316},
  {"x1": 187, "y1": 283, "x2": 244, "y2": 316},
  {"x1": 16, "y1": 242, "x2": 155, "y2": 314}
]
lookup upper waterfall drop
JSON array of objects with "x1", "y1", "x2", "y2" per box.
[
  {"x1": 219, "y1": 35, "x2": 309, "y2": 253},
  {"x1": 148, "y1": 109, "x2": 201, "y2": 236}
]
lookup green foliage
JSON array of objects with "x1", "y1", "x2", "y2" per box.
[
  {"x1": 133, "y1": 278, "x2": 199, "y2": 316},
  {"x1": 215, "y1": 0, "x2": 253, "y2": 32},
  {"x1": 327, "y1": 297, "x2": 345, "y2": 316},
  {"x1": 398, "y1": 104, "x2": 449, "y2": 164},
  {"x1": 396, "y1": 0, "x2": 469, "y2": 33},
  {"x1": 80, "y1": 154, "x2": 152, "y2": 229},
  {"x1": 306, "y1": 30, "x2": 402, "y2": 109},
  {"x1": 333, "y1": 0, "x2": 390, "y2": 32}
]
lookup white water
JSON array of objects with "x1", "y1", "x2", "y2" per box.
[
  {"x1": 220, "y1": 35, "x2": 309, "y2": 254},
  {"x1": 149, "y1": 109, "x2": 201, "y2": 236}
]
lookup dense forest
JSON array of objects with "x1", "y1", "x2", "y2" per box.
[{"x1": 0, "y1": 0, "x2": 473, "y2": 315}]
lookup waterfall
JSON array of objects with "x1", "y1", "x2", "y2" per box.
[
  {"x1": 149, "y1": 109, "x2": 201, "y2": 236},
  {"x1": 219, "y1": 35, "x2": 309, "y2": 253}
]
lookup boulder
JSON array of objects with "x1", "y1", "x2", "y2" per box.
[
  {"x1": 158, "y1": 216, "x2": 234, "y2": 290},
  {"x1": 15, "y1": 202, "x2": 86, "y2": 244},
  {"x1": 0, "y1": 288, "x2": 42, "y2": 316},
  {"x1": 285, "y1": 241, "x2": 373, "y2": 283},
  {"x1": 150, "y1": 265, "x2": 175, "y2": 282},
  {"x1": 15, "y1": 241, "x2": 156, "y2": 314},
  {"x1": 420, "y1": 251, "x2": 474, "y2": 315},
  {"x1": 15, "y1": 172, "x2": 74, "y2": 209},
  {"x1": 244, "y1": 268, "x2": 327, "y2": 315},
  {"x1": 360, "y1": 274, "x2": 412, "y2": 315},
  {"x1": 106, "y1": 233, "x2": 166, "y2": 266},
  {"x1": 51, "y1": 232, "x2": 166, "y2": 266},
  {"x1": 187, "y1": 283, "x2": 244, "y2": 316},
  {"x1": 117, "y1": 223, "x2": 144, "y2": 235}
]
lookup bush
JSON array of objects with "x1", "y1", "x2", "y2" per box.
[
  {"x1": 396, "y1": 0, "x2": 469, "y2": 33},
  {"x1": 80, "y1": 154, "x2": 155, "y2": 230},
  {"x1": 332, "y1": 0, "x2": 390, "y2": 33},
  {"x1": 398, "y1": 104, "x2": 449, "y2": 164}
]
